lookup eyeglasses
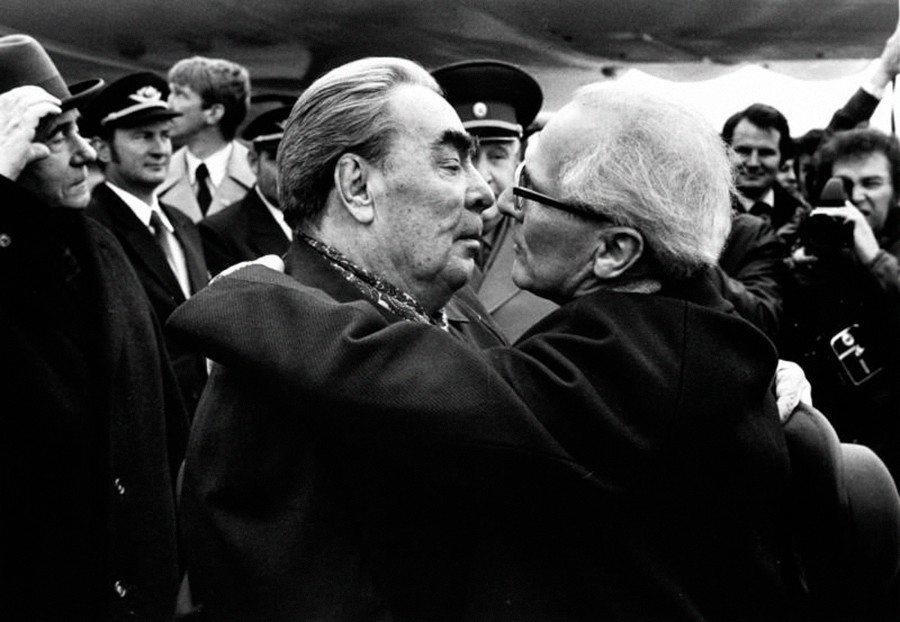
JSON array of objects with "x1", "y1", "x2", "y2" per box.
[{"x1": 511, "y1": 162, "x2": 608, "y2": 222}]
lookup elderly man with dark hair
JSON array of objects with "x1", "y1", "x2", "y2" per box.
[
  {"x1": 159, "y1": 56, "x2": 254, "y2": 221},
  {"x1": 0, "y1": 35, "x2": 188, "y2": 620},
  {"x1": 780, "y1": 128, "x2": 900, "y2": 482},
  {"x1": 170, "y1": 66, "x2": 819, "y2": 620}
]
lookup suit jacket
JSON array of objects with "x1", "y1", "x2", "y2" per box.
[
  {"x1": 169, "y1": 260, "x2": 796, "y2": 621},
  {"x1": 715, "y1": 212, "x2": 787, "y2": 338},
  {"x1": 158, "y1": 142, "x2": 255, "y2": 222},
  {"x1": 87, "y1": 183, "x2": 209, "y2": 414},
  {"x1": 198, "y1": 187, "x2": 290, "y2": 276},
  {"x1": 475, "y1": 217, "x2": 558, "y2": 342},
  {"x1": 0, "y1": 175, "x2": 188, "y2": 621}
]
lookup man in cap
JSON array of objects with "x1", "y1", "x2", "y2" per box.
[
  {"x1": 159, "y1": 56, "x2": 255, "y2": 222},
  {"x1": 433, "y1": 60, "x2": 557, "y2": 341},
  {"x1": 0, "y1": 35, "x2": 187, "y2": 620},
  {"x1": 199, "y1": 105, "x2": 293, "y2": 275},
  {"x1": 84, "y1": 72, "x2": 209, "y2": 416}
]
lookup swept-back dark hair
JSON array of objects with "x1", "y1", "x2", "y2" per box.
[{"x1": 721, "y1": 103, "x2": 793, "y2": 163}]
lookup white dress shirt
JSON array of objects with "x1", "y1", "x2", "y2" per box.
[{"x1": 105, "y1": 182, "x2": 192, "y2": 298}]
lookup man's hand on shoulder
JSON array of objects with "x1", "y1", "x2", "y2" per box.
[
  {"x1": 0, "y1": 86, "x2": 61, "y2": 180},
  {"x1": 209, "y1": 254, "x2": 285, "y2": 285}
]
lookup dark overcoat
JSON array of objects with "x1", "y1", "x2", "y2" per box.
[
  {"x1": 198, "y1": 188, "x2": 290, "y2": 276},
  {"x1": 87, "y1": 183, "x2": 209, "y2": 414},
  {"x1": 170, "y1": 251, "x2": 796, "y2": 621},
  {"x1": 0, "y1": 176, "x2": 188, "y2": 620}
]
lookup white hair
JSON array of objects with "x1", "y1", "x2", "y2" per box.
[{"x1": 559, "y1": 84, "x2": 733, "y2": 278}]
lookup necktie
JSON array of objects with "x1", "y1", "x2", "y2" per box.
[
  {"x1": 149, "y1": 211, "x2": 191, "y2": 298},
  {"x1": 195, "y1": 163, "x2": 212, "y2": 216},
  {"x1": 149, "y1": 210, "x2": 173, "y2": 258}
]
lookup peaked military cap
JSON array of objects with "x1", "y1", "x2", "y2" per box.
[
  {"x1": 431, "y1": 60, "x2": 542, "y2": 139},
  {"x1": 82, "y1": 72, "x2": 179, "y2": 135},
  {"x1": 241, "y1": 104, "x2": 292, "y2": 149}
]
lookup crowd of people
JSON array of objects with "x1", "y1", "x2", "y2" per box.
[{"x1": 2, "y1": 22, "x2": 900, "y2": 622}]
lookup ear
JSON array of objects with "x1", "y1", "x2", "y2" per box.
[
  {"x1": 246, "y1": 148, "x2": 260, "y2": 176},
  {"x1": 92, "y1": 137, "x2": 112, "y2": 165},
  {"x1": 334, "y1": 153, "x2": 375, "y2": 224},
  {"x1": 204, "y1": 103, "x2": 225, "y2": 126},
  {"x1": 593, "y1": 226, "x2": 644, "y2": 280}
]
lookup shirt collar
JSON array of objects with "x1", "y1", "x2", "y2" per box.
[
  {"x1": 105, "y1": 181, "x2": 173, "y2": 232},
  {"x1": 186, "y1": 142, "x2": 233, "y2": 188},
  {"x1": 736, "y1": 187, "x2": 775, "y2": 212}
]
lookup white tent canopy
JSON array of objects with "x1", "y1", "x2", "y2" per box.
[{"x1": 611, "y1": 62, "x2": 896, "y2": 137}]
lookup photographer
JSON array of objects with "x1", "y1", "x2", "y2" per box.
[{"x1": 779, "y1": 128, "x2": 900, "y2": 481}]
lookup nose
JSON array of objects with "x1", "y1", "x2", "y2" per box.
[
  {"x1": 71, "y1": 132, "x2": 96, "y2": 165},
  {"x1": 746, "y1": 150, "x2": 760, "y2": 167},
  {"x1": 150, "y1": 134, "x2": 170, "y2": 155},
  {"x1": 466, "y1": 164, "x2": 494, "y2": 215},
  {"x1": 849, "y1": 183, "x2": 867, "y2": 207}
]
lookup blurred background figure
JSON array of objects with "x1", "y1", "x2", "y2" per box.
[
  {"x1": 159, "y1": 56, "x2": 254, "y2": 222},
  {"x1": 199, "y1": 104, "x2": 293, "y2": 275}
]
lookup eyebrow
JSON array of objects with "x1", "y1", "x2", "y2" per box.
[
  {"x1": 433, "y1": 129, "x2": 476, "y2": 160},
  {"x1": 37, "y1": 113, "x2": 78, "y2": 142}
]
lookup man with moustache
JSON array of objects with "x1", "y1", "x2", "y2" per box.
[
  {"x1": 0, "y1": 35, "x2": 187, "y2": 620},
  {"x1": 84, "y1": 73, "x2": 209, "y2": 415}
]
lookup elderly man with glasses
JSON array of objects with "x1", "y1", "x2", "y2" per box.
[{"x1": 165, "y1": 68, "x2": 844, "y2": 620}]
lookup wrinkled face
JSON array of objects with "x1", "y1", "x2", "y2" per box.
[
  {"x1": 498, "y1": 104, "x2": 604, "y2": 303},
  {"x1": 731, "y1": 118, "x2": 781, "y2": 199},
  {"x1": 167, "y1": 82, "x2": 207, "y2": 140},
  {"x1": 253, "y1": 148, "x2": 279, "y2": 206},
  {"x1": 370, "y1": 85, "x2": 493, "y2": 312},
  {"x1": 473, "y1": 138, "x2": 520, "y2": 233},
  {"x1": 101, "y1": 121, "x2": 172, "y2": 193},
  {"x1": 17, "y1": 109, "x2": 96, "y2": 209},
  {"x1": 833, "y1": 151, "x2": 895, "y2": 233}
]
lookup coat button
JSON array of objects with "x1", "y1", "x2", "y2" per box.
[
  {"x1": 114, "y1": 580, "x2": 128, "y2": 598},
  {"x1": 0, "y1": 233, "x2": 11, "y2": 248},
  {"x1": 114, "y1": 478, "x2": 126, "y2": 496}
]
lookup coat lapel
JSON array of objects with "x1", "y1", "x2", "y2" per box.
[
  {"x1": 163, "y1": 203, "x2": 209, "y2": 295},
  {"x1": 91, "y1": 185, "x2": 186, "y2": 300},
  {"x1": 159, "y1": 148, "x2": 203, "y2": 222},
  {"x1": 207, "y1": 142, "x2": 255, "y2": 217}
]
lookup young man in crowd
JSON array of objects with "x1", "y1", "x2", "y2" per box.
[{"x1": 159, "y1": 56, "x2": 254, "y2": 221}]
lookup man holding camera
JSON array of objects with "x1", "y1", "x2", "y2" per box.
[{"x1": 779, "y1": 128, "x2": 900, "y2": 481}]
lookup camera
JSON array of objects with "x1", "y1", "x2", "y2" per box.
[{"x1": 797, "y1": 177, "x2": 854, "y2": 253}]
